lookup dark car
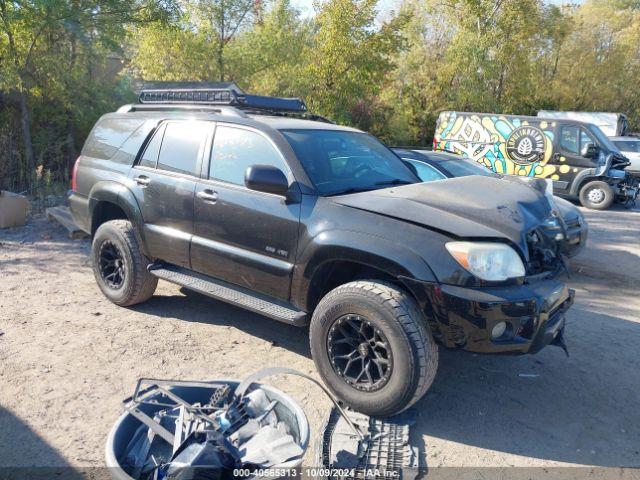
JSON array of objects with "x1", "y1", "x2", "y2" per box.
[
  {"x1": 69, "y1": 87, "x2": 574, "y2": 417},
  {"x1": 393, "y1": 149, "x2": 588, "y2": 258}
]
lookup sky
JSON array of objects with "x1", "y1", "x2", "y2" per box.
[{"x1": 290, "y1": 0, "x2": 585, "y2": 19}]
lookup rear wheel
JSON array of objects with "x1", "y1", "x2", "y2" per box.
[
  {"x1": 92, "y1": 220, "x2": 157, "y2": 306},
  {"x1": 579, "y1": 180, "x2": 614, "y2": 210},
  {"x1": 310, "y1": 280, "x2": 438, "y2": 416}
]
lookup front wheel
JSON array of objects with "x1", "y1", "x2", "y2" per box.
[
  {"x1": 92, "y1": 219, "x2": 157, "y2": 306},
  {"x1": 579, "y1": 180, "x2": 614, "y2": 210},
  {"x1": 310, "y1": 281, "x2": 438, "y2": 416}
]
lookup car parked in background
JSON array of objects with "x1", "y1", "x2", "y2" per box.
[
  {"x1": 611, "y1": 137, "x2": 640, "y2": 175},
  {"x1": 392, "y1": 149, "x2": 588, "y2": 258}
]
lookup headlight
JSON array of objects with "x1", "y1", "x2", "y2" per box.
[{"x1": 445, "y1": 241, "x2": 526, "y2": 281}]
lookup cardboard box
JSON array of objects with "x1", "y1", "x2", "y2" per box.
[{"x1": 0, "y1": 190, "x2": 29, "y2": 228}]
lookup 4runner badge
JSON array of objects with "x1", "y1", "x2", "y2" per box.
[{"x1": 506, "y1": 126, "x2": 546, "y2": 164}]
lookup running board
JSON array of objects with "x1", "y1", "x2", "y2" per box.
[{"x1": 148, "y1": 263, "x2": 309, "y2": 327}]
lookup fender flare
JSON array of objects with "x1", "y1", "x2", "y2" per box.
[
  {"x1": 88, "y1": 181, "x2": 148, "y2": 254},
  {"x1": 291, "y1": 229, "x2": 437, "y2": 311}
]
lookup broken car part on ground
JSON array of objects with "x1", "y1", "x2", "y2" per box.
[{"x1": 107, "y1": 368, "x2": 422, "y2": 480}]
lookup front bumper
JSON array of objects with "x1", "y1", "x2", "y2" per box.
[{"x1": 401, "y1": 277, "x2": 574, "y2": 354}]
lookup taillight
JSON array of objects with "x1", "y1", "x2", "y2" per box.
[
  {"x1": 433, "y1": 137, "x2": 437, "y2": 150},
  {"x1": 71, "y1": 156, "x2": 81, "y2": 192}
]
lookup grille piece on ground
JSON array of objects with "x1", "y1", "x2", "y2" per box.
[{"x1": 317, "y1": 407, "x2": 420, "y2": 480}]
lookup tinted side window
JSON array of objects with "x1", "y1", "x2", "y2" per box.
[
  {"x1": 407, "y1": 160, "x2": 445, "y2": 182},
  {"x1": 210, "y1": 126, "x2": 287, "y2": 185},
  {"x1": 560, "y1": 126, "x2": 579, "y2": 154},
  {"x1": 138, "y1": 124, "x2": 165, "y2": 168},
  {"x1": 157, "y1": 121, "x2": 210, "y2": 176},
  {"x1": 82, "y1": 118, "x2": 145, "y2": 160}
]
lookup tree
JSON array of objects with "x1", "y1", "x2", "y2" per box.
[
  {"x1": 130, "y1": 0, "x2": 258, "y2": 83},
  {"x1": 0, "y1": 0, "x2": 176, "y2": 186},
  {"x1": 234, "y1": 0, "x2": 312, "y2": 96},
  {"x1": 301, "y1": 0, "x2": 405, "y2": 124},
  {"x1": 543, "y1": 0, "x2": 640, "y2": 126}
]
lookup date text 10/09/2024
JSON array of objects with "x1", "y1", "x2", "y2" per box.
[{"x1": 233, "y1": 468, "x2": 403, "y2": 478}]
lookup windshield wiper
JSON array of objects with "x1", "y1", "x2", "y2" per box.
[
  {"x1": 328, "y1": 179, "x2": 414, "y2": 196},
  {"x1": 374, "y1": 179, "x2": 413, "y2": 187},
  {"x1": 327, "y1": 186, "x2": 375, "y2": 196}
]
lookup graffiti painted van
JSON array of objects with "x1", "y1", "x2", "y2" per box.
[{"x1": 433, "y1": 111, "x2": 639, "y2": 210}]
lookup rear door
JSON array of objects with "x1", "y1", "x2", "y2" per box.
[
  {"x1": 129, "y1": 120, "x2": 212, "y2": 267},
  {"x1": 552, "y1": 124, "x2": 599, "y2": 193},
  {"x1": 191, "y1": 123, "x2": 301, "y2": 301}
]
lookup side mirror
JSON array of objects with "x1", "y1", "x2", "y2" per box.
[
  {"x1": 245, "y1": 164, "x2": 289, "y2": 196},
  {"x1": 582, "y1": 143, "x2": 599, "y2": 158}
]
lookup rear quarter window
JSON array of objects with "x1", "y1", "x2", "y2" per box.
[{"x1": 82, "y1": 117, "x2": 146, "y2": 160}]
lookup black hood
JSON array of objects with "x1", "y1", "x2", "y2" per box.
[{"x1": 332, "y1": 176, "x2": 553, "y2": 255}]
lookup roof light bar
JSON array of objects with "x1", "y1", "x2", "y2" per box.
[{"x1": 138, "y1": 88, "x2": 307, "y2": 113}]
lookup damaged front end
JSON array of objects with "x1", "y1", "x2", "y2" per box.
[
  {"x1": 525, "y1": 213, "x2": 569, "y2": 280},
  {"x1": 400, "y1": 207, "x2": 576, "y2": 357},
  {"x1": 598, "y1": 153, "x2": 640, "y2": 206}
]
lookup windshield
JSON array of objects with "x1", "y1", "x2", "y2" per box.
[
  {"x1": 438, "y1": 158, "x2": 496, "y2": 177},
  {"x1": 587, "y1": 124, "x2": 621, "y2": 154},
  {"x1": 281, "y1": 129, "x2": 418, "y2": 195}
]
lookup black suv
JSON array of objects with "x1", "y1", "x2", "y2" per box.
[{"x1": 70, "y1": 87, "x2": 574, "y2": 416}]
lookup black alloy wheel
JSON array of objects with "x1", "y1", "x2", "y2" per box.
[
  {"x1": 98, "y1": 240, "x2": 126, "y2": 289},
  {"x1": 327, "y1": 314, "x2": 393, "y2": 392}
]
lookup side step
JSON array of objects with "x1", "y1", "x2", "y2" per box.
[{"x1": 148, "y1": 263, "x2": 309, "y2": 327}]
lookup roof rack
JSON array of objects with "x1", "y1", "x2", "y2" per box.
[
  {"x1": 116, "y1": 103, "x2": 248, "y2": 118},
  {"x1": 138, "y1": 88, "x2": 307, "y2": 113}
]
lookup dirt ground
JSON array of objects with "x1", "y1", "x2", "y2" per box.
[{"x1": 1, "y1": 202, "x2": 639, "y2": 476}]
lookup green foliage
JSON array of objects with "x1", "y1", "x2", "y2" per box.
[
  {"x1": 0, "y1": 0, "x2": 175, "y2": 189},
  {"x1": 301, "y1": 0, "x2": 405, "y2": 125},
  {"x1": 1, "y1": 0, "x2": 640, "y2": 191}
]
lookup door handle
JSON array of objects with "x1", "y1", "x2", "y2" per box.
[
  {"x1": 134, "y1": 175, "x2": 150, "y2": 186},
  {"x1": 197, "y1": 189, "x2": 218, "y2": 203}
]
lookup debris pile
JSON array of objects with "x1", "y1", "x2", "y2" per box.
[{"x1": 118, "y1": 378, "x2": 306, "y2": 479}]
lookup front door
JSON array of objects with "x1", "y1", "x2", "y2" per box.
[
  {"x1": 552, "y1": 124, "x2": 599, "y2": 194},
  {"x1": 191, "y1": 124, "x2": 301, "y2": 301},
  {"x1": 129, "y1": 120, "x2": 212, "y2": 267}
]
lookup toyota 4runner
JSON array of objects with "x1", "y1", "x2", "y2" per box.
[{"x1": 70, "y1": 87, "x2": 575, "y2": 416}]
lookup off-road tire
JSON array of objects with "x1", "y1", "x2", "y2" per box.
[
  {"x1": 310, "y1": 280, "x2": 438, "y2": 416},
  {"x1": 92, "y1": 220, "x2": 157, "y2": 306},
  {"x1": 579, "y1": 180, "x2": 614, "y2": 210}
]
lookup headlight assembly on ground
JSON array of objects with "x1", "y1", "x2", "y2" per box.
[{"x1": 445, "y1": 241, "x2": 526, "y2": 281}]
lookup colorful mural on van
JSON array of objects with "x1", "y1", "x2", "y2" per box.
[{"x1": 433, "y1": 111, "x2": 560, "y2": 180}]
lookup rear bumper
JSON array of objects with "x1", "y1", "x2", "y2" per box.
[{"x1": 401, "y1": 277, "x2": 574, "y2": 354}]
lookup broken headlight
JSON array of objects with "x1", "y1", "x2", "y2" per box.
[{"x1": 445, "y1": 241, "x2": 526, "y2": 281}]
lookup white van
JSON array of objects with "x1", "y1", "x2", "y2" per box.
[{"x1": 537, "y1": 111, "x2": 628, "y2": 138}]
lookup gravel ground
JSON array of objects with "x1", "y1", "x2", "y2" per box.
[{"x1": 0, "y1": 202, "x2": 639, "y2": 477}]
